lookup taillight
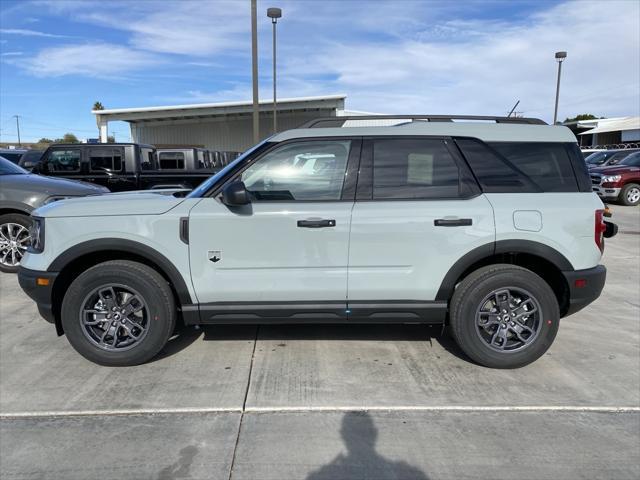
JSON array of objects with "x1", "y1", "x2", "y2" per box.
[{"x1": 595, "y1": 209, "x2": 606, "y2": 253}]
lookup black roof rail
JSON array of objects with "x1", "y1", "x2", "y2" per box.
[{"x1": 298, "y1": 115, "x2": 547, "y2": 128}]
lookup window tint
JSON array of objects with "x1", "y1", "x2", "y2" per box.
[
  {"x1": 140, "y1": 148, "x2": 156, "y2": 170},
  {"x1": 240, "y1": 140, "x2": 351, "y2": 201},
  {"x1": 158, "y1": 152, "x2": 185, "y2": 170},
  {"x1": 89, "y1": 148, "x2": 123, "y2": 171},
  {"x1": 372, "y1": 139, "x2": 460, "y2": 199},
  {"x1": 46, "y1": 149, "x2": 81, "y2": 172},
  {"x1": 488, "y1": 142, "x2": 579, "y2": 192}
]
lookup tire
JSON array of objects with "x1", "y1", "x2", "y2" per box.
[
  {"x1": 0, "y1": 213, "x2": 31, "y2": 273},
  {"x1": 61, "y1": 260, "x2": 176, "y2": 366},
  {"x1": 449, "y1": 264, "x2": 559, "y2": 369},
  {"x1": 620, "y1": 183, "x2": 640, "y2": 206}
]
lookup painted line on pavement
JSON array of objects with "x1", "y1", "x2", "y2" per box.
[{"x1": 1, "y1": 405, "x2": 639, "y2": 419}]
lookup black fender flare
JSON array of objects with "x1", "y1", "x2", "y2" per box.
[
  {"x1": 435, "y1": 240, "x2": 574, "y2": 301},
  {"x1": 48, "y1": 238, "x2": 193, "y2": 305}
]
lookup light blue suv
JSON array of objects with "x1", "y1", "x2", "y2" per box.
[{"x1": 18, "y1": 115, "x2": 615, "y2": 368}]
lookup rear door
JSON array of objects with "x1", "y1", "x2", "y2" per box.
[
  {"x1": 85, "y1": 146, "x2": 135, "y2": 192},
  {"x1": 347, "y1": 137, "x2": 495, "y2": 309}
]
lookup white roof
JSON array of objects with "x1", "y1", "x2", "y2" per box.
[
  {"x1": 272, "y1": 122, "x2": 577, "y2": 143},
  {"x1": 92, "y1": 95, "x2": 346, "y2": 115},
  {"x1": 579, "y1": 117, "x2": 640, "y2": 135}
]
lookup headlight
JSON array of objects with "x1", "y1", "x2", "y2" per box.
[
  {"x1": 43, "y1": 195, "x2": 74, "y2": 205},
  {"x1": 28, "y1": 217, "x2": 45, "y2": 253},
  {"x1": 602, "y1": 175, "x2": 621, "y2": 183}
]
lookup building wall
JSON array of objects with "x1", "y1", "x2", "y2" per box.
[
  {"x1": 622, "y1": 129, "x2": 640, "y2": 142},
  {"x1": 130, "y1": 110, "x2": 332, "y2": 152}
]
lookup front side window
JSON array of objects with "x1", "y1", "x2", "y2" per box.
[
  {"x1": 89, "y1": 148, "x2": 123, "y2": 171},
  {"x1": 46, "y1": 149, "x2": 81, "y2": 172},
  {"x1": 240, "y1": 140, "x2": 351, "y2": 201},
  {"x1": 158, "y1": 152, "x2": 185, "y2": 170},
  {"x1": 372, "y1": 138, "x2": 460, "y2": 199}
]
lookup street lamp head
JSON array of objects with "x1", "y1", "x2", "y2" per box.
[
  {"x1": 267, "y1": 7, "x2": 282, "y2": 23},
  {"x1": 555, "y1": 51, "x2": 567, "y2": 62}
]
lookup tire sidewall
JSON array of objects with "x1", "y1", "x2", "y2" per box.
[
  {"x1": 0, "y1": 213, "x2": 31, "y2": 273},
  {"x1": 452, "y1": 268, "x2": 559, "y2": 369},
  {"x1": 61, "y1": 263, "x2": 174, "y2": 366},
  {"x1": 621, "y1": 183, "x2": 640, "y2": 206}
]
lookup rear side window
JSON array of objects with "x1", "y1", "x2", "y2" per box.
[
  {"x1": 489, "y1": 142, "x2": 579, "y2": 192},
  {"x1": 158, "y1": 152, "x2": 185, "y2": 170},
  {"x1": 456, "y1": 139, "x2": 579, "y2": 192},
  {"x1": 89, "y1": 148, "x2": 123, "y2": 171},
  {"x1": 372, "y1": 139, "x2": 460, "y2": 199}
]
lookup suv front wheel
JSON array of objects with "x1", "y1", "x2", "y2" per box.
[
  {"x1": 61, "y1": 260, "x2": 176, "y2": 366},
  {"x1": 449, "y1": 264, "x2": 559, "y2": 369}
]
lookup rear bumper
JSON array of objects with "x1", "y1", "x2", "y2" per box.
[
  {"x1": 562, "y1": 265, "x2": 606, "y2": 317},
  {"x1": 17, "y1": 267, "x2": 58, "y2": 324}
]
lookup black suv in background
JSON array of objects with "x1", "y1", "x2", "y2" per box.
[{"x1": 29, "y1": 143, "x2": 219, "y2": 192}]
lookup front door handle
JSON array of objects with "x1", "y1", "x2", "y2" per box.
[
  {"x1": 297, "y1": 219, "x2": 336, "y2": 228},
  {"x1": 434, "y1": 218, "x2": 472, "y2": 227}
]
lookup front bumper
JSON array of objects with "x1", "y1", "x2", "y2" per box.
[
  {"x1": 562, "y1": 265, "x2": 607, "y2": 316},
  {"x1": 592, "y1": 185, "x2": 621, "y2": 200},
  {"x1": 17, "y1": 267, "x2": 58, "y2": 324}
]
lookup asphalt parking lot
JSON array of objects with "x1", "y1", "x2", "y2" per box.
[{"x1": 0, "y1": 206, "x2": 638, "y2": 480}]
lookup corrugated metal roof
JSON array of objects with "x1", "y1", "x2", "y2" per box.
[
  {"x1": 578, "y1": 117, "x2": 640, "y2": 135},
  {"x1": 93, "y1": 95, "x2": 346, "y2": 115}
]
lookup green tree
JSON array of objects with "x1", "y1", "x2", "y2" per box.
[
  {"x1": 37, "y1": 137, "x2": 54, "y2": 144},
  {"x1": 55, "y1": 133, "x2": 79, "y2": 143},
  {"x1": 563, "y1": 114, "x2": 599, "y2": 123},
  {"x1": 93, "y1": 101, "x2": 104, "y2": 138}
]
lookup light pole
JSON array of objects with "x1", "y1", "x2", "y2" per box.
[
  {"x1": 13, "y1": 115, "x2": 21, "y2": 147},
  {"x1": 251, "y1": 0, "x2": 259, "y2": 143},
  {"x1": 553, "y1": 51, "x2": 567, "y2": 125},
  {"x1": 267, "y1": 7, "x2": 282, "y2": 134}
]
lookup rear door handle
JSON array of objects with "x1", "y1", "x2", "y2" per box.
[
  {"x1": 297, "y1": 219, "x2": 336, "y2": 228},
  {"x1": 434, "y1": 218, "x2": 472, "y2": 227}
]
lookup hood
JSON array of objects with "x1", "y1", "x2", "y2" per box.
[
  {"x1": 5, "y1": 173, "x2": 108, "y2": 195},
  {"x1": 35, "y1": 191, "x2": 186, "y2": 218},
  {"x1": 590, "y1": 165, "x2": 639, "y2": 175}
]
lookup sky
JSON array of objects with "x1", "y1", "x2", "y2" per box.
[{"x1": 0, "y1": 0, "x2": 638, "y2": 143}]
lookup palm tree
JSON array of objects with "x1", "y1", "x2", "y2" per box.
[{"x1": 93, "y1": 101, "x2": 104, "y2": 138}]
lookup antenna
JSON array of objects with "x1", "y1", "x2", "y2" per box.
[{"x1": 507, "y1": 100, "x2": 520, "y2": 118}]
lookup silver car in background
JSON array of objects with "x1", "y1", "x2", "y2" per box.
[{"x1": 0, "y1": 156, "x2": 108, "y2": 272}]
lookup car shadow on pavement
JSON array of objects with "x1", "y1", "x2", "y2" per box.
[{"x1": 306, "y1": 411, "x2": 429, "y2": 480}]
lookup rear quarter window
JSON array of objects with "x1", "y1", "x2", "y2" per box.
[{"x1": 455, "y1": 138, "x2": 580, "y2": 192}]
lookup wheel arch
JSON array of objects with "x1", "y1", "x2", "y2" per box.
[
  {"x1": 48, "y1": 239, "x2": 193, "y2": 334},
  {"x1": 436, "y1": 240, "x2": 573, "y2": 316}
]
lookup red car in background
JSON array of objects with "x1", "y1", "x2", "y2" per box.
[{"x1": 590, "y1": 152, "x2": 640, "y2": 206}]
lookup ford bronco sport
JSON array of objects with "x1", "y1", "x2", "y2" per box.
[{"x1": 17, "y1": 115, "x2": 616, "y2": 368}]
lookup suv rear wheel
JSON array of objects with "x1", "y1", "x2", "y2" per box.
[
  {"x1": 61, "y1": 260, "x2": 176, "y2": 366},
  {"x1": 449, "y1": 264, "x2": 559, "y2": 369}
]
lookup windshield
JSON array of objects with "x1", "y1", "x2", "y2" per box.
[
  {"x1": 187, "y1": 140, "x2": 271, "y2": 198},
  {"x1": 619, "y1": 153, "x2": 640, "y2": 166},
  {"x1": 0, "y1": 156, "x2": 28, "y2": 175},
  {"x1": 585, "y1": 150, "x2": 619, "y2": 165}
]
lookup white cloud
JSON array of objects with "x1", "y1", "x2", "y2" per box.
[
  {"x1": 18, "y1": 43, "x2": 160, "y2": 77},
  {"x1": 1, "y1": 51, "x2": 23, "y2": 57},
  {"x1": 0, "y1": 28, "x2": 68, "y2": 38}
]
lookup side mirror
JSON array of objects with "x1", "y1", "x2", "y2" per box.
[
  {"x1": 30, "y1": 162, "x2": 42, "y2": 174},
  {"x1": 221, "y1": 181, "x2": 251, "y2": 206}
]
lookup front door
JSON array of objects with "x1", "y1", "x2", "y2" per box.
[{"x1": 188, "y1": 138, "x2": 360, "y2": 321}]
